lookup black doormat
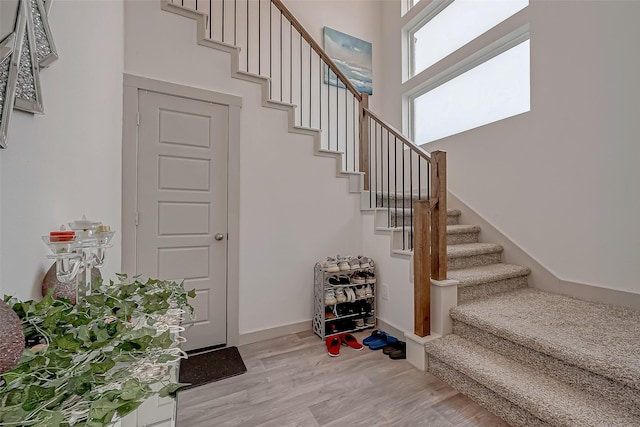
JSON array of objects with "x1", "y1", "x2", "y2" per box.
[{"x1": 178, "y1": 346, "x2": 247, "y2": 391}]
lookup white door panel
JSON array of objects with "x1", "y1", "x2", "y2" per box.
[{"x1": 137, "y1": 90, "x2": 228, "y2": 351}]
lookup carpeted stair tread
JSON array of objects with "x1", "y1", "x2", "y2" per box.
[
  {"x1": 452, "y1": 320, "x2": 640, "y2": 416},
  {"x1": 450, "y1": 288, "x2": 640, "y2": 390},
  {"x1": 447, "y1": 242, "x2": 503, "y2": 258},
  {"x1": 446, "y1": 224, "x2": 481, "y2": 235},
  {"x1": 428, "y1": 356, "x2": 550, "y2": 427},
  {"x1": 426, "y1": 335, "x2": 640, "y2": 427},
  {"x1": 448, "y1": 263, "x2": 531, "y2": 288}
]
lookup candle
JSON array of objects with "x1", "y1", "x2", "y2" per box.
[{"x1": 50, "y1": 226, "x2": 75, "y2": 242}]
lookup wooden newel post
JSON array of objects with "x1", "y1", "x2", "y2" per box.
[
  {"x1": 430, "y1": 150, "x2": 447, "y2": 281},
  {"x1": 359, "y1": 93, "x2": 370, "y2": 191},
  {"x1": 414, "y1": 199, "x2": 431, "y2": 337}
]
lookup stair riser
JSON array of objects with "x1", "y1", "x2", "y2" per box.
[
  {"x1": 376, "y1": 195, "x2": 423, "y2": 209},
  {"x1": 448, "y1": 252, "x2": 502, "y2": 271},
  {"x1": 452, "y1": 320, "x2": 640, "y2": 417},
  {"x1": 458, "y1": 276, "x2": 528, "y2": 304},
  {"x1": 447, "y1": 231, "x2": 479, "y2": 245},
  {"x1": 389, "y1": 212, "x2": 415, "y2": 228},
  {"x1": 390, "y1": 228, "x2": 481, "y2": 251},
  {"x1": 386, "y1": 211, "x2": 460, "y2": 227},
  {"x1": 427, "y1": 356, "x2": 549, "y2": 427}
]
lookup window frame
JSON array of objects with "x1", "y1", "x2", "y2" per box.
[{"x1": 402, "y1": 1, "x2": 530, "y2": 145}]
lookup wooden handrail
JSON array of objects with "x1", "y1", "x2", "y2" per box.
[
  {"x1": 360, "y1": 94, "x2": 370, "y2": 190},
  {"x1": 363, "y1": 108, "x2": 431, "y2": 161},
  {"x1": 414, "y1": 200, "x2": 431, "y2": 337},
  {"x1": 414, "y1": 151, "x2": 447, "y2": 337},
  {"x1": 430, "y1": 150, "x2": 447, "y2": 281},
  {"x1": 270, "y1": 0, "x2": 362, "y2": 102}
]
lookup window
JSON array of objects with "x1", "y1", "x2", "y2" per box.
[
  {"x1": 404, "y1": 0, "x2": 530, "y2": 144},
  {"x1": 410, "y1": 0, "x2": 528, "y2": 77},
  {"x1": 412, "y1": 40, "x2": 530, "y2": 144}
]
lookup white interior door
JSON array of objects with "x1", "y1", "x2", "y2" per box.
[{"x1": 137, "y1": 90, "x2": 228, "y2": 351}]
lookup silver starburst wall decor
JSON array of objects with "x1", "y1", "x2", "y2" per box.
[{"x1": 0, "y1": 0, "x2": 57, "y2": 148}]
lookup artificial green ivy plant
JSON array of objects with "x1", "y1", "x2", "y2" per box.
[{"x1": 0, "y1": 274, "x2": 195, "y2": 427}]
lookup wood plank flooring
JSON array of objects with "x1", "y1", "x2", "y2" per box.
[{"x1": 176, "y1": 330, "x2": 509, "y2": 427}]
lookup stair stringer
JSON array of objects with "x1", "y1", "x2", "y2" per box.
[
  {"x1": 160, "y1": 0, "x2": 363, "y2": 194},
  {"x1": 159, "y1": 0, "x2": 439, "y2": 341}
]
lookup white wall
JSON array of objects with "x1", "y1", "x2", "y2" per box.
[
  {"x1": 0, "y1": 1, "x2": 18, "y2": 40},
  {"x1": 380, "y1": 0, "x2": 640, "y2": 296},
  {"x1": 0, "y1": 0, "x2": 16, "y2": 294},
  {"x1": 124, "y1": 1, "x2": 364, "y2": 336},
  {"x1": 0, "y1": 0, "x2": 124, "y2": 300},
  {"x1": 284, "y1": 0, "x2": 384, "y2": 113}
]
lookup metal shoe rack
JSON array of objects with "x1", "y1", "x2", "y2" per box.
[{"x1": 313, "y1": 258, "x2": 376, "y2": 340}]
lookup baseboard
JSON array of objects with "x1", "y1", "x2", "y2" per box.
[
  {"x1": 238, "y1": 320, "x2": 311, "y2": 346},
  {"x1": 558, "y1": 279, "x2": 640, "y2": 309},
  {"x1": 448, "y1": 191, "x2": 640, "y2": 310},
  {"x1": 375, "y1": 318, "x2": 405, "y2": 341}
]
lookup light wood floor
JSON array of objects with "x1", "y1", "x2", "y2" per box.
[{"x1": 176, "y1": 330, "x2": 509, "y2": 427}]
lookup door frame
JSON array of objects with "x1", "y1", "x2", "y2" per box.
[{"x1": 122, "y1": 74, "x2": 242, "y2": 346}]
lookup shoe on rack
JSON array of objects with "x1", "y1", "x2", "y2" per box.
[
  {"x1": 350, "y1": 272, "x2": 366, "y2": 285},
  {"x1": 324, "y1": 289, "x2": 337, "y2": 306},
  {"x1": 365, "y1": 316, "x2": 375, "y2": 326},
  {"x1": 337, "y1": 255, "x2": 350, "y2": 271},
  {"x1": 354, "y1": 318, "x2": 365, "y2": 328},
  {"x1": 348, "y1": 256, "x2": 360, "y2": 270},
  {"x1": 328, "y1": 275, "x2": 351, "y2": 286},
  {"x1": 335, "y1": 288, "x2": 347, "y2": 304},
  {"x1": 357, "y1": 255, "x2": 370, "y2": 269},
  {"x1": 342, "y1": 287, "x2": 349, "y2": 302},
  {"x1": 321, "y1": 257, "x2": 340, "y2": 273},
  {"x1": 364, "y1": 272, "x2": 376, "y2": 284},
  {"x1": 338, "y1": 275, "x2": 350, "y2": 285},
  {"x1": 326, "y1": 336, "x2": 341, "y2": 357},
  {"x1": 364, "y1": 284, "x2": 373, "y2": 297},
  {"x1": 355, "y1": 286, "x2": 366, "y2": 299},
  {"x1": 325, "y1": 323, "x2": 337, "y2": 335},
  {"x1": 341, "y1": 333, "x2": 364, "y2": 351},
  {"x1": 325, "y1": 307, "x2": 336, "y2": 319}
]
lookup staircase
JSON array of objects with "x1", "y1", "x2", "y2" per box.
[
  {"x1": 158, "y1": 1, "x2": 640, "y2": 425},
  {"x1": 422, "y1": 210, "x2": 640, "y2": 426}
]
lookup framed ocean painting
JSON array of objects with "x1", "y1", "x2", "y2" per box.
[{"x1": 323, "y1": 27, "x2": 372, "y2": 95}]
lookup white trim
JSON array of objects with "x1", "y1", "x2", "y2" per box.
[
  {"x1": 405, "y1": 24, "x2": 530, "y2": 142},
  {"x1": 375, "y1": 317, "x2": 405, "y2": 341},
  {"x1": 121, "y1": 74, "x2": 242, "y2": 347},
  {"x1": 403, "y1": 0, "x2": 455, "y2": 82},
  {"x1": 239, "y1": 321, "x2": 311, "y2": 346},
  {"x1": 448, "y1": 191, "x2": 640, "y2": 310},
  {"x1": 409, "y1": 24, "x2": 530, "y2": 100},
  {"x1": 123, "y1": 74, "x2": 242, "y2": 107},
  {"x1": 405, "y1": 332, "x2": 442, "y2": 371}
]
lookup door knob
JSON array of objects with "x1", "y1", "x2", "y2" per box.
[{"x1": 214, "y1": 233, "x2": 224, "y2": 241}]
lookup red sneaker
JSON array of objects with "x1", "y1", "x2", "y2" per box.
[
  {"x1": 326, "y1": 336, "x2": 341, "y2": 357},
  {"x1": 341, "y1": 333, "x2": 364, "y2": 351}
]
